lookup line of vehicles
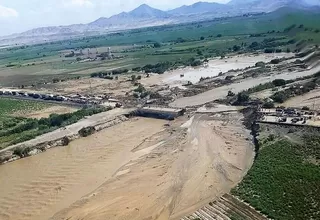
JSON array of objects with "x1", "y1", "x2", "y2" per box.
[{"x1": 0, "y1": 90, "x2": 105, "y2": 105}]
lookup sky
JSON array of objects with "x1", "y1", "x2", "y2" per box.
[{"x1": 0, "y1": 0, "x2": 230, "y2": 36}]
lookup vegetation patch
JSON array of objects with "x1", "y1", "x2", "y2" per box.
[
  {"x1": 0, "y1": 98, "x2": 50, "y2": 117},
  {"x1": 0, "y1": 104, "x2": 110, "y2": 149}
]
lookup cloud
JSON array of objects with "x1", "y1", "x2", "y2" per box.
[
  {"x1": 68, "y1": 0, "x2": 94, "y2": 7},
  {"x1": 0, "y1": 5, "x2": 18, "y2": 17}
]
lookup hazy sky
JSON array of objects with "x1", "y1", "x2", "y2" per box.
[{"x1": 0, "y1": 0, "x2": 230, "y2": 35}]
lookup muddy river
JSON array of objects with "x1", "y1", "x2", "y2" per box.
[{"x1": 0, "y1": 118, "x2": 166, "y2": 220}]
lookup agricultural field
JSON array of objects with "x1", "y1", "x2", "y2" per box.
[
  {"x1": 232, "y1": 128, "x2": 320, "y2": 220},
  {"x1": 0, "y1": 97, "x2": 50, "y2": 117},
  {"x1": 0, "y1": 98, "x2": 51, "y2": 149},
  {"x1": 0, "y1": 97, "x2": 105, "y2": 149}
]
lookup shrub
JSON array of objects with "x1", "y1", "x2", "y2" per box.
[
  {"x1": 132, "y1": 67, "x2": 142, "y2": 72},
  {"x1": 263, "y1": 102, "x2": 275, "y2": 109},
  {"x1": 191, "y1": 60, "x2": 202, "y2": 67},
  {"x1": 134, "y1": 84, "x2": 146, "y2": 93},
  {"x1": 78, "y1": 127, "x2": 95, "y2": 137},
  {"x1": 270, "y1": 59, "x2": 281, "y2": 64},
  {"x1": 255, "y1": 62, "x2": 265, "y2": 67},
  {"x1": 271, "y1": 91, "x2": 289, "y2": 103},
  {"x1": 227, "y1": 91, "x2": 235, "y2": 97},
  {"x1": 233, "y1": 45, "x2": 241, "y2": 52},
  {"x1": 272, "y1": 79, "x2": 286, "y2": 87},
  {"x1": 236, "y1": 92, "x2": 249, "y2": 104},
  {"x1": 153, "y1": 42, "x2": 161, "y2": 48},
  {"x1": 264, "y1": 48, "x2": 275, "y2": 53}
]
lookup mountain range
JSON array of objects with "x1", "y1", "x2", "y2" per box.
[{"x1": 1, "y1": 0, "x2": 320, "y2": 44}]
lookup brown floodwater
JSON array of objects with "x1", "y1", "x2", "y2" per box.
[{"x1": 0, "y1": 118, "x2": 165, "y2": 220}]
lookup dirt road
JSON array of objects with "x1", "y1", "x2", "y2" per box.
[
  {"x1": 170, "y1": 65, "x2": 320, "y2": 108},
  {"x1": 51, "y1": 113, "x2": 254, "y2": 220}
]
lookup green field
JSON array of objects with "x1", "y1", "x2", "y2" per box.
[
  {"x1": 0, "y1": 98, "x2": 49, "y2": 117},
  {"x1": 0, "y1": 98, "x2": 51, "y2": 148},
  {"x1": 232, "y1": 133, "x2": 320, "y2": 219},
  {"x1": 0, "y1": 7, "x2": 319, "y2": 87},
  {"x1": 0, "y1": 98, "x2": 108, "y2": 150}
]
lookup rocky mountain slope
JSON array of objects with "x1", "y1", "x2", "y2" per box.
[{"x1": 1, "y1": 0, "x2": 319, "y2": 43}]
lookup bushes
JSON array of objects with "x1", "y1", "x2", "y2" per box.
[
  {"x1": 271, "y1": 91, "x2": 290, "y2": 103},
  {"x1": 143, "y1": 62, "x2": 171, "y2": 74},
  {"x1": 153, "y1": 42, "x2": 161, "y2": 48},
  {"x1": 227, "y1": 91, "x2": 235, "y2": 97},
  {"x1": 134, "y1": 84, "x2": 146, "y2": 93},
  {"x1": 264, "y1": 48, "x2": 275, "y2": 53},
  {"x1": 132, "y1": 67, "x2": 142, "y2": 72},
  {"x1": 270, "y1": 58, "x2": 281, "y2": 64},
  {"x1": 79, "y1": 127, "x2": 95, "y2": 137},
  {"x1": 234, "y1": 92, "x2": 250, "y2": 105},
  {"x1": 272, "y1": 79, "x2": 286, "y2": 87},
  {"x1": 190, "y1": 59, "x2": 202, "y2": 67},
  {"x1": 233, "y1": 45, "x2": 241, "y2": 52},
  {"x1": 90, "y1": 69, "x2": 129, "y2": 78},
  {"x1": 263, "y1": 102, "x2": 275, "y2": 109},
  {"x1": 255, "y1": 61, "x2": 265, "y2": 67}
]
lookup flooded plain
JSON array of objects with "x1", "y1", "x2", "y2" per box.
[
  {"x1": 163, "y1": 53, "x2": 293, "y2": 84},
  {"x1": 0, "y1": 118, "x2": 166, "y2": 220}
]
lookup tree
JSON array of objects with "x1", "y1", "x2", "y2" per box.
[
  {"x1": 271, "y1": 91, "x2": 287, "y2": 103},
  {"x1": 236, "y1": 92, "x2": 249, "y2": 104},
  {"x1": 263, "y1": 102, "x2": 275, "y2": 109},
  {"x1": 49, "y1": 114, "x2": 64, "y2": 127},
  {"x1": 200, "y1": 36, "x2": 205, "y2": 40},
  {"x1": 216, "y1": 34, "x2": 222, "y2": 38},
  {"x1": 265, "y1": 48, "x2": 275, "y2": 53},
  {"x1": 233, "y1": 45, "x2": 241, "y2": 52},
  {"x1": 52, "y1": 78, "x2": 60, "y2": 83},
  {"x1": 153, "y1": 42, "x2": 161, "y2": 48},
  {"x1": 271, "y1": 58, "x2": 281, "y2": 64},
  {"x1": 227, "y1": 91, "x2": 235, "y2": 97},
  {"x1": 255, "y1": 61, "x2": 265, "y2": 67},
  {"x1": 134, "y1": 84, "x2": 146, "y2": 93},
  {"x1": 249, "y1": 42, "x2": 259, "y2": 49},
  {"x1": 272, "y1": 79, "x2": 286, "y2": 87},
  {"x1": 131, "y1": 75, "x2": 136, "y2": 82}
]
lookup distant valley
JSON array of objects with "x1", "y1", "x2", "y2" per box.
[{"x1": 0, "y1": 0, "x2": 319, "y2": 45}]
